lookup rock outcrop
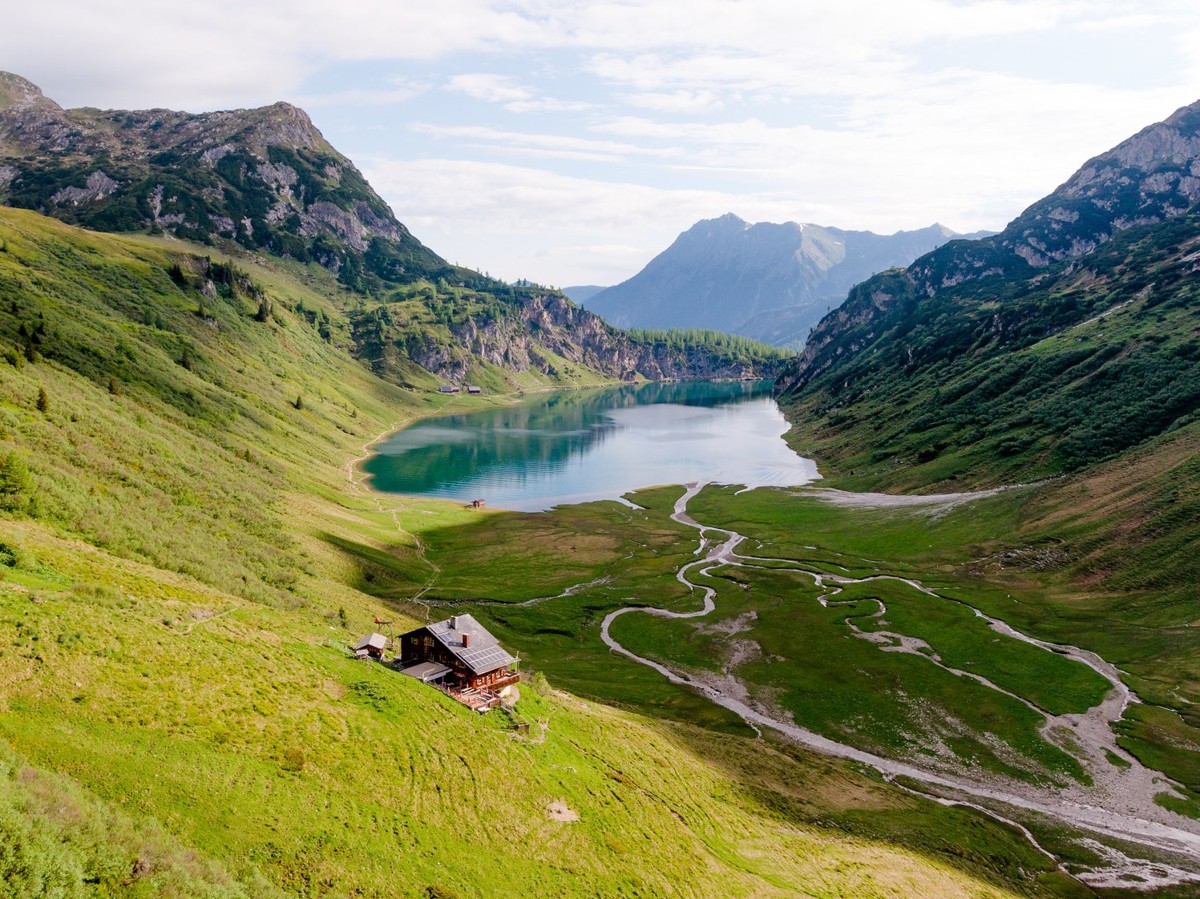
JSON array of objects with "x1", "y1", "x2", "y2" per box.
[{"x1": 0, "y1": 72, "x2": 444, "y2": 286}]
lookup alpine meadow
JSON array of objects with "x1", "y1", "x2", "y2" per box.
[{"x1": 1, "y1": 39, "x2": 1200, "y2": 899}]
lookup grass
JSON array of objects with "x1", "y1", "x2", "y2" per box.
[
  {"x1": 0, "y1": 523, "x2": 1048, "y2": 898},
  {"x1": 0, "y1": 208, "x2": 1062, "y2": 897},
  {"x1": 591, "y1": 497, "x2": 1103, "y2": 784},
  {"x1": 680, "y1": 472, "x2": 1200, "y2": 804}
]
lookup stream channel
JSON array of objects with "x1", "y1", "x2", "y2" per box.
[{"x1": 367, "y1": 383, "x2": 1200, "y2": 889}]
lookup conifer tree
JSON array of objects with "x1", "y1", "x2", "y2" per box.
[{"x1": 0, "y1": 451, "x2": 34, "y2": 514}]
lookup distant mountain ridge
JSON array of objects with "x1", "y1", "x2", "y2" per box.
[
  {"x1": 562, "y1": 285, "x2": 606, "y2": 304},
  {"x1": 582, "y1": 214, "x2": 976, "y2": 346}
]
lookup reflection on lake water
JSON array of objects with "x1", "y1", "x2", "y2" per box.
[{"x1": 363, "y1": 380, "x2": 819, "y2": 511}]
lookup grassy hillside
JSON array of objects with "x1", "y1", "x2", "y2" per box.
[
  {"x1": 0, "y1": 73, "x2": 791, "y2": 388},
  {"x1": 382, "y1": 476, "x2": 1200, "y2": 887},
  {"x1": 768, "y1": 202, "x2": 1200, "y2": 810},
  {"x1": 0, "y1": 208, "x2": 1062, "y2": 897},
  {"x1": 777, "y1": 211, "x2": 1200, "y2": 492}
]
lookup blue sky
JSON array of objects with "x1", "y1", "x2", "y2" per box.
[{"x1": 5, "y1": 1, "x2": 1200, "y2": 286}]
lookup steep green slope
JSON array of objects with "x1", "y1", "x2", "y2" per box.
[
  {"x1": 0, "y1": 71, "x2": 790, "y2": 385},
  {"x1": 768, "y1": 101, "x2": 1200, "y2": 825},
  {"x1": 776, "y1": 98, "x2": 1200, "y2": 485},
  {"x1": 0, "y1": 209, "x2": 1055, "y2": 897},
  {"x1": 777, "y1": 210, "x2": 1200, "y2": 488}
]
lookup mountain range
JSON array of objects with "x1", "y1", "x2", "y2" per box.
[
  {"x1": 0, "y1": 72, "x2": 787, "y2": 387},
  {"x1": 776, "y1": 97, "x2": 1200, "y2": 486},
  {"x1": 5, "y1": 66, "x2": 1200, "y2": 897},
  {"x1": 579, "y1": 214, "x2": 985, "y2": 346}
]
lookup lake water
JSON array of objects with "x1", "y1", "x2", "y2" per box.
[{"x1": 363, "y1": 380, "x2": 820, "y2": 511}]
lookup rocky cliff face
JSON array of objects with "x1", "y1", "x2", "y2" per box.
[
  {"x1": 779, "y1": 97, "x2": 1200, "y2": 394},
  {"x1": 901, "y1": 100, "x2": 1200, "y2": 300},
  {"x1": 413, "y1": 292, "x2": 776, "y2": 382},
  {"x1": 0, "y1": 72, "x2": 445, "y2": 287}
]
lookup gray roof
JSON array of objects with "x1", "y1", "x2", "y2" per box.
[
  {"x1": 354, "y1": 632, "x2": 388, "y2": 651},
  {"x1": 400, "y1": 661, "x2": 452, "y2": 683},
  {"x1": 425, "y1": 614, "x2": 515, "y2": 675}
]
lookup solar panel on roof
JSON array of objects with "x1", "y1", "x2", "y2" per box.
[
  {"x1": 460, "y1": 645, "x2": 515, "y2": 673},
  {"x1": 423, "y1": 615, "x2": 515, "y2": 673}
]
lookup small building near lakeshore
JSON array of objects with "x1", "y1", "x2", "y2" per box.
[
  {"x1": 466, "y1": 385, "x2": 482, "y2": 394},
  {"x1": 398, "y1": 614, "x2": 519, "y2": 693},
  {"x1": 438, "y1": 385, "x2": 460, "y2": 394}
]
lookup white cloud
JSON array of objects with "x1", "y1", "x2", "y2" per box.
[
  {"x1": 360, "y1": 156, "x2": 761, "y2": 284},
  {"x1": 447, "y1": 74, "x2": 534, "y2": 104},
  {"x1": 296, "y1": 84, "x2": 430, "y2": 108},
  {"x1": 445, "y1": 73, "x2": 591, "y2": 114},
  {"x1": 6, "y1": 0, "x2": 1200, "y2": 286},
  {"x1": 624, "y1": 89, "x2": 724, "y2": 113},
  {"x1": 410, "y1": 123, "x2": 681, "y2": 164}
]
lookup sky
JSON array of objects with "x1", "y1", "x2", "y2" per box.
[{"x1": 5, "y1": 1, "x2": 1200, "y2": 287}]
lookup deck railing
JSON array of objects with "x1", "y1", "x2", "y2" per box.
[{"x1": 442, "y1": 670, "x2": 520, "y2": 712}]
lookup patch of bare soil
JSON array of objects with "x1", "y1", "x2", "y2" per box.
[
  {"x1": 791, "y1": 486, "x2": 1005, "y2": 510},
  {"x1": 547, "y1": 799, "x2": 579, "y2": 822}
]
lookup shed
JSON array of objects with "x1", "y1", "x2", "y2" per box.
[
  {"x1": 466, "y1": 385, "x2": 482, "y2": 394},
  {"x1": 353, "y1": 632, "x2": 388, "y2": 660}
]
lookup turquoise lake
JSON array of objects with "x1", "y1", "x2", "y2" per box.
[{"x1": 363, "y1": 380, "x2": 820, "y2": 511}]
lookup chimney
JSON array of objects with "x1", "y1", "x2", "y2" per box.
[
  {"x1": 462, "y1": 633, "x2": 472, "y2": 649},
  {"x1": 449, "y1": 615, "x2": 457, "y2": 630}
]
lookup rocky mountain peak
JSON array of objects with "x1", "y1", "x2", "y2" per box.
[
  {"x1": 856, "y1": 96, "x2": 1200, "y2": 310},
  {"x1": 0, "y1": 72, "x2": 60, "y2": 113},
  {"x1": 779, "y1": 95, "x2": 1200, "y2": 398},
  {"x1": 584, "y1": 215, "x2": 964, "y2": 344},
  {"x1": 926, "y1": 98, "x2": 1200, "y2": 285},
  {"x1": 0, "y1": 72, "x2": 443, "y2": 287},
  {"x1": 236, "y1": 100, "x2": 327, "y2": 156}
]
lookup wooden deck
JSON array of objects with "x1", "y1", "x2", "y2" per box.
[
  {"x1": 444, "y1": 685, "x2": 502, "y2": 712},
  {"x1": 442, "y1": 670, "x2": 520, "y2": 713}
]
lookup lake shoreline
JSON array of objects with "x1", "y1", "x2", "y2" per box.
[{"x1": 359, "y1": 379, "x2": 816, "y2": 512}]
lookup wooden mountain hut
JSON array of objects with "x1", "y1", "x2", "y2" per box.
[{"x1": 397, "y1": 614, "x2": 519, "y2": 691}]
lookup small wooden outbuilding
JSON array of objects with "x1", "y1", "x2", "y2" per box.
[{"x1": 353, "y1": 632, "x2": 388, "y2": 660}]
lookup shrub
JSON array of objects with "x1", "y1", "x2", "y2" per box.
[{"x1": 0, "y1": 451, "x2": 35, "y2": 515}]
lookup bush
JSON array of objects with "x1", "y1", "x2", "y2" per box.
[
  {"x1": 0, "y1": 800, "x2": 86, "y2": 899},
  {"x1": 0, "y1": 451, "x2": 35, "y2": 515}
]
